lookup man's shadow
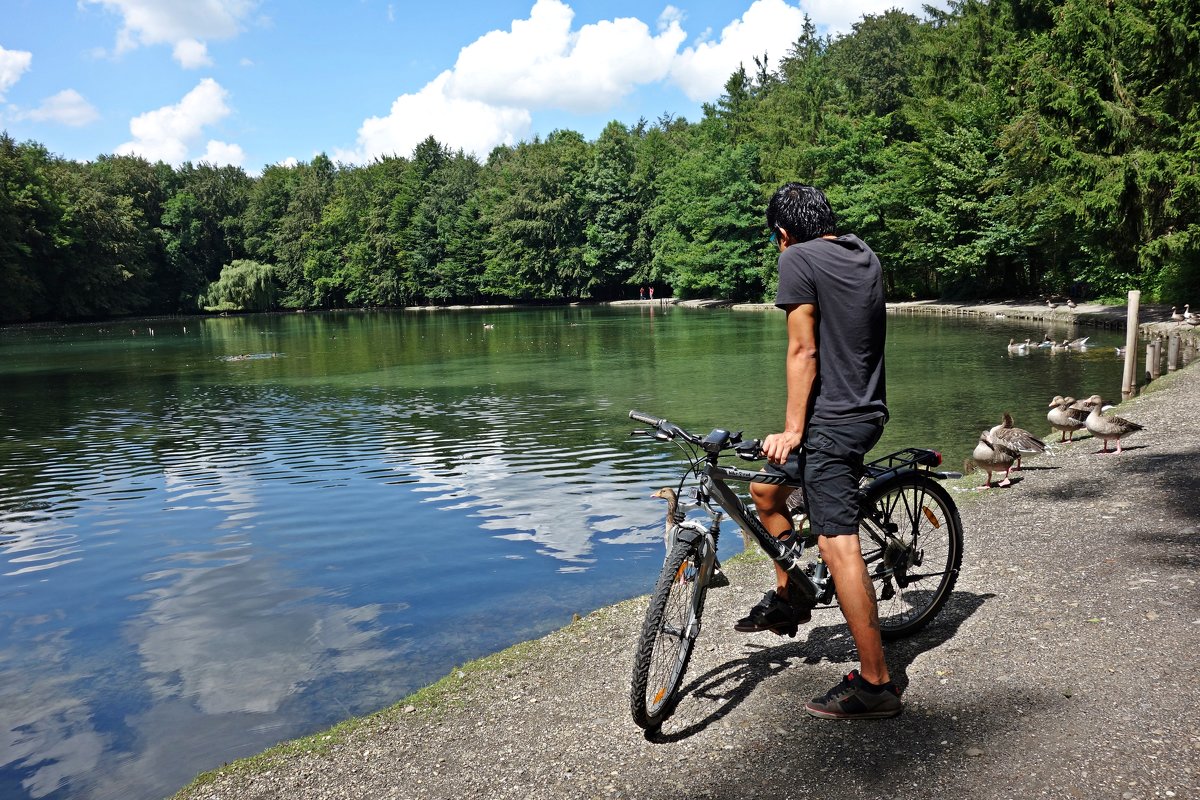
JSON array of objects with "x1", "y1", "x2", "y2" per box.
[{"x1": 645, "y1": 590, "x2": 991, "y2": 742}]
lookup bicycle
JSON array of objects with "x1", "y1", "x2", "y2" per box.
[{"x1": 627, "y1": 410, "x2": 964, "y2": 731}]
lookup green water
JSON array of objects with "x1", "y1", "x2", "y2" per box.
[{"x1": 0, "y1": 306, "x2": 1128, "y2": 800}]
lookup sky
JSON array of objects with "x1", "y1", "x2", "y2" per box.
[{"x1": 1, "y1": 0, "x2": 937, "y2": 173}]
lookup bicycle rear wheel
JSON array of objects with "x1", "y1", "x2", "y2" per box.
[
  {"x1": 630, "y1": 538, "x2": 711, "y2": 731},
  {"x1": 859, "y1": 472, "x2": 963, "y2": 640}
]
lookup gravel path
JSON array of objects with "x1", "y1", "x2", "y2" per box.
[{"x1": 177, "y1": 363, "x2": 1200, "y2": 800}]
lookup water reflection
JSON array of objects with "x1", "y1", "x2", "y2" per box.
[{"x1": 0, "y1": 309, "x2": 1131, "y2": 799}]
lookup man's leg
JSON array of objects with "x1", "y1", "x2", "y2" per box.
[
  {"x1": 749, "y1": 481, "x2": 794, "y2": 596},
  {"x1": 818, "y1": 533, "x2": 888, "y2": 685},
  {"x1": 734, "y1": 480, "x2": 811, "y2": 634}
]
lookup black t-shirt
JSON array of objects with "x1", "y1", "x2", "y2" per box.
[{"x1": 774, "y1": 234, "x2": 888, "y2": 425}]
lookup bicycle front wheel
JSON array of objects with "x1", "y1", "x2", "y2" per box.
[
  {"x1": 860, "y1": 472, "x2": 963, "y2": 640},
  {"x1": 630, "y1": 539, "x2": 711, "y2": 731}
]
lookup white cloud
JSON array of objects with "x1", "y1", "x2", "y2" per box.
[
  {"x1": 172, "y1": 38, "x2": 211, "y2": 69},
  {"x1": 446, "y1": 0, "x2": 685, "y2": 113},
  {"x1": 22, "y1": 89, "x2": 101, "y2": 127},
  {"x1": 0, "y1": 45, "x2": 33, "y2": 100},
  {"x1": 343, "y1": 71, "x2": 531, "y2": 163},
  {"x1": 116, "y1": 78, "x2": 238, "y2": 165},
  {"x1": 340, "y1": 0, "x2": 685, "y2": 162},
  {"x1": 83, "y1": 0, "x2": 257, "y2": 67},
  {"x1": 338, "y1": 0, "x2": 939, "y2": 164},
  {"x1": 670, "y1": 0, "x2": 808, "y2": 102},
  {"x1": 200, "y1": 139, "x2": 245, "y2": 167}
]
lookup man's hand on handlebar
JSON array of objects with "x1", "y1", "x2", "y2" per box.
[{"x1": 761, "y1": 430, "x2": 804, "y2": 464}]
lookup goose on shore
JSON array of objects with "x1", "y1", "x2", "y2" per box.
[
  {"x1": 651, "y1": 487, "x2": 680, "y2": 553},
  {"x1": 1047, "y1": 396, "x2": 1086, "y2": 442},
  {"x1": 1047, "y1": 299, "x2": 1059, "y2": 309},
  {"x1": 1172, "y1": 306, "x2": 1185, "y2": 322},
  {"x1": 990, "y1": 412, "x2": 1047, "y2": 470},
  {"x1": 653, "y1": 487, "x2": 727, "y2": 585},
  {"x1": 1067, "y1": 298, "x2": 1077, "y2": 309},
  {"x1": 1083, "y1": 395, "x2": 1144, "y2": 454},
  {"x1": 965, "y1": 431, "x2": 1019, "y2": 488}
]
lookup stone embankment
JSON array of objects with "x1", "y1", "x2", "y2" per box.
[{"x1": 176, "y1": 360, "x2": 1200, "y2": 800}]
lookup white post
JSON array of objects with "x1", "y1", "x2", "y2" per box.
[{"x1": 1121, "y1": 291, "x2": 1140, "y2": 399}]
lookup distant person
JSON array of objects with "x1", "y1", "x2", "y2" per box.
[
  {"x1": 742, "y1": 182, "x2": 899, "y2": 719},
  {"x1": 640, "y1": 287, "x2": 645, "y2": 300},
  {"x1": 649, "y1": 287, "x2": 654, "y2": 300}
]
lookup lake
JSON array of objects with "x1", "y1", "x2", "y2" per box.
[{"x1": 0, "y1": 306, "x2": 1129, "y2": 799}]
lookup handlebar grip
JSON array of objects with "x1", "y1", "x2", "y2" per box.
[{"x1": 628, "y1": 410, "x2": 662, "y2": 426}]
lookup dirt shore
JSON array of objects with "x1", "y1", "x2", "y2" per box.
[{"x1": 175, "y1": 358, "x2": 1200, "y2": 800}]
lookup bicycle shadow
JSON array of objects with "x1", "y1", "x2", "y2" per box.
[{"x1": 645, "y1": 590, "x2": 992, "y2": 743}]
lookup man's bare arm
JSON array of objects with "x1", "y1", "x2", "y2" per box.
[{"x1": 762, "y1": 302, "x2": 818, "y2": 463}]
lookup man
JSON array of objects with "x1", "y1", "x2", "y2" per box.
[{"x1": 735, "y1": 183, "x2": 900, "y2": 719}]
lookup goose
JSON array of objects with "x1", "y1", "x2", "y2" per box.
[
  {"x1": 965, "y1": 430, "x2": 1019, "y2": 488},
  {"x1": 1049, "y1": 339, "x2": 1070, "y2": 352},
  {"x1": 1006, "y1": 337, "x2": 1028, "y2": 353},
  {"x1": 651, "y1": 487, "x2": 680, "y2": 553},
  {"x1": 1185, "y1": 304, "x2": 1194, "y2": 322},
  {"x1": 990, "y1": 412, "x2": 1047, "y2": 470},
  {"x1": 1114, "y1": 346, "x2": 1127, "y2": 356},
  {"x1": 1083, "y1": 395, "x2": 1144, "y2": 454},
  {"x1": 1047, "y1": 396, "x2": 1086, "y2": 442},
  {"x1": 652, "y1": 487, "x2": 727, "y2": 584},
  {"x1": 1171, "y1": 306, "x2": 1185, "y2": 322},
  {"x1": 1066, "y1": 336, "x2": 1090, "y2": 349},
  {"x1": 483, "y1": 323, "x2": 495, "y2": 330},
  {"x1": 1038, "y1": 334, "x2": 1054, "y2": 348},
  {"x1": 1067, "y1": 298, "x2": 1077, "y2": 309},
  {"x1": 1047, "y1": 299, "x2": 1059, "y2": 309}
]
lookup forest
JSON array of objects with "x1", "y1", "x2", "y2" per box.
[{"x1": 1, "y1": 0, "x2": 1197, "y2": 323}]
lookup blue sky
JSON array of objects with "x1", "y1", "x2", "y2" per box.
[{"x1": 1, "y1": 0, "x2": 934, "y2": 172}]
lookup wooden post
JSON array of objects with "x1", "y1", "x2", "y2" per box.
[
  {"x1": 1121, "y1": 291, "x2": 1140, "y2": 399},
  {"x1": 1148, "y1": 339, "x2": 1161, "y2": 380},
  {"x1": 1167, "y1": 332, "x2": 1180, "y2": 372}
]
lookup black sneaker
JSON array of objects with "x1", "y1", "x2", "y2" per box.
[
  {"x1": 804, "y1": 670, "x2": 903, "y2": 719},
  {"x1": 733, "y1": 588, "x2": 812, "y2": 636}
]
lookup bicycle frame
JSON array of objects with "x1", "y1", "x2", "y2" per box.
[
  {"x1": 686, "y1": 459, "x2": 826, "y2": 604},
  {"x1": 663, "y1": 434, "x2": 954, "y2": 609}
]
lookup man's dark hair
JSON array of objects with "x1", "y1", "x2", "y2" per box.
[{"x1": 766, "y1": 183, "x2": 838, "y2": 243}]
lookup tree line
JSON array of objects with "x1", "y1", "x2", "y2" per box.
[{"x1": 2, "y1": 0, "x2": 1197, "y2": 324}]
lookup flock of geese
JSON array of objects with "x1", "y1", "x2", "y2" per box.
[
  {"x1": 1007, "y1": 335, "x2": 1091, "y2": 353},
  {"x1": 1171, "y1": 304, "x2": 1199, "y2": 325},
  {"x1": 967, "y1": 394, "x2": 1145, "y2": 488}
]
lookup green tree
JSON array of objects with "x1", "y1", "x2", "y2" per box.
[
  {"x1": 480, "y1": 130, "x2": 590, "y2": 299},
  {"x1": 582, "y1": 121, "x2": 641, "y2": 298},
  {"x1": 160, "y1": 162, "x2": 251, "y2": 309},
  {"x1": 201, "y1": 259, "x2": 280, "y2": 311}
]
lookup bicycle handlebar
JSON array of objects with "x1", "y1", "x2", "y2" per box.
[
  {"x1": 628, "y1": 410, "x2": 662, "y2": 427},
  {"x1": 630, "y1": 410, "x2": 949, "y2": 474}
]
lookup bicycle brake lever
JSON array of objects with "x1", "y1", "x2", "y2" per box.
[{"x1": 734, "y1": 439, "x2": 764, "y2": 460}]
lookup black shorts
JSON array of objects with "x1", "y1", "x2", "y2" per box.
[{"x1": 764, "y1": 419, "x2": 885, "y2": 536}]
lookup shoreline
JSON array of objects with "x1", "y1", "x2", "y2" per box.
[{"x1": 174, "y1": 360, "x2": 1200, "y2": 800}]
